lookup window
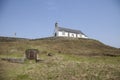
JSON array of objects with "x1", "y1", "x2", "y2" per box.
[
  {"x1": 62, "y1": 31, "x2": 65, "y2": 35},
  {"x1": 72, "y1": 34, "x2": 74, "y2": 37}
]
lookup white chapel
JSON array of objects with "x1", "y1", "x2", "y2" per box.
[{"x1": 54, "y1": 22, "x2": 88, "y2": 38}]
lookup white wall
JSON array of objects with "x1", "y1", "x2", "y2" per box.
[
  {"x1": 69, "y1": 33, "x2": 76, "y2": 38},
  {"x1": 57, "y1": 31, "x2": 68, "y2": 37},
  {"x1": 57, "y1": 31, "x2": 88, "y2": 38},
  {"x1": 82, "y1": 35, "x2": 88, "y2": 38},
  {"x1": 81, "y1": 35, "x2": 88, "y2": 38},
  {"x1": 77, "y1": 34, "x2": 82, "y2": 38}
]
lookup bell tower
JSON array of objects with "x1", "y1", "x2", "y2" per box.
[
  {"x1": 55, "y1": 22, "x2": 58, "y2": 28},
  {"x1": 54, "y1": 22, "x2": 58, "y2": 37}
]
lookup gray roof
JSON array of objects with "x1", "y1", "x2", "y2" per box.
[{"x1": 57, "y1": 27, "x2": 85, "y2": 35}]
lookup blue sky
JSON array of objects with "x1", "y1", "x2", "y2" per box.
[{"x1": 0, "y1": 0, "x2": 120, "y2": 48}]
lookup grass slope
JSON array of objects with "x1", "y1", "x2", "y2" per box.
[
  {"x1": 0, "y1": 37, "x2": 120, "y2": 56},
  {"x1": 0, "y1": 37, "x2": 120, "y2": 80},
  {"x1": 0, "y1": 54, "x2": 120, "y2": 80},
  {"x1": 0, "y1": 36, "x2": 29, "y2": 42},
  {"x1": 32, "y1": 37, "x2": 120, "y2": 56}
]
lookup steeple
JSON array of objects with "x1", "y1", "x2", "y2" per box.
[
  {"x1": 55, "y1": 22, "x2": 58, "y2": 28},
  {"x1": 54, "y1": 22, "x2": 58, "y2": 37}
]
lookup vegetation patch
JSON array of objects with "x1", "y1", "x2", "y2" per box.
[
  {"x1": 0, "y1": 37, "x2": 120, "y2": 80},
  {"x1": 16, "y1": 74, "x2": 30, "y2": 80}
]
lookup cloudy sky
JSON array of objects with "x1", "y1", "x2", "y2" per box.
[{"x1": 0, "y1": 0, "x2": 120, "y2": 48}]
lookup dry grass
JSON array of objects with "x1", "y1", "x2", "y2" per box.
[
  {"x1": 30, "y1": 37, "x2": 120, "y2": 56},
  {"x1": 0, "y1": 53, "x2": 120, "y2": 80},
  {"x1": 0, "y1": 37, "x2": 120, "y2": 80},
  {"x1": 0, "y1": 37, "x2": 120, "y2": 56}
]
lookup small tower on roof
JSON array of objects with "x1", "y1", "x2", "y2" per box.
[
  {"x1": 54, "y1": 22, "x2": 58, "y2": 37},
  {"x1": 55, "y1": 22, "x2": 58, "y2": 28}
]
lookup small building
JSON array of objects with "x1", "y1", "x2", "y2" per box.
[
  {"x1": 54, "y1": 22, "x2": 88, "y2": 38},
  {"x1": 25, "y1": 49, "x2": 39, "y2": 60}
]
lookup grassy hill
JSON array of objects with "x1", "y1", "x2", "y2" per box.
[
  {"x1": 0, "y1": 36, "x2": 120, "y2": 80},
  {"x1": 0, "y1": 37, "x2": 120, "y2": 56},
  {"x1": 32, "y1": 37, "x2": 120, "y2": 56},
  {"x1": 0, "y1": 36, "x2": 29, "y2": 42}
]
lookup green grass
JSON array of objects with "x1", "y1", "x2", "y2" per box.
[
  {"x1": 0, "y1": 53, "x2": 120, "y2": 80},
  {"x1": 0, "y1": 37, "x2": 120, "y2": 56},
  {"x1": 0, "y1": 37, "x2": 120, "y2": 80}
]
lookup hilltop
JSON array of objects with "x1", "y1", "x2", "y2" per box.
[
  {"x1": 0, "y1": 36, "x2": 29, "y2": 42},
  {"x1": 0, "y1": 36, "x2": 120, "y2": 80},
  {"x1": 0, "y1": 36, "x2": 120, "y2": 56},
  {"x1": 32, "y1": 37, "x2": 120, "y2": 56}
]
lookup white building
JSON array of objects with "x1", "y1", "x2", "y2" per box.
[{"x1": 54, "y1": 22, "x2": 88, "y2": 38}]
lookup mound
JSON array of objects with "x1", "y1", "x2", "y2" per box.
[
  {"x1": 0, "y1": 36, "x2": 120, "y2": 56},
  {"x1": 32, "y1": 37, "x2": 120, "y2": 56}
]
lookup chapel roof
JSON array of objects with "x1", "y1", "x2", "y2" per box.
[{"x1": 57, "y1": 26, "x2": 85, "y2": 35}]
